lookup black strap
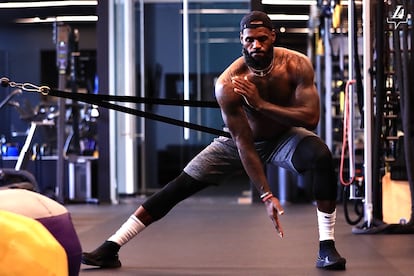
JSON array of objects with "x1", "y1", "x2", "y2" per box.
[{"x1": 46, "y1": 88, "x2": 231, "y2": 138}]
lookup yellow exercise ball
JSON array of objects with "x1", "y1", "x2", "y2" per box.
[
  {"x1": 0, "y1": 210, "x2": 68, "y2": 276},
  {"x1": 0, "y1": 189, "x2": 82, "y2": 276}
]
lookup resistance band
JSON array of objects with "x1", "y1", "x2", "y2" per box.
[
  {"x1": 0, "y1": 77, "x2": 231, "y2": 138},
  {"x1": 339, "y1": 80, "x2": 356, "y2": 186}
]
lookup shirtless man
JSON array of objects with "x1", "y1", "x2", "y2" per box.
[{"x1": 82, "y1": 11, "x2": 346, "y2": 270}]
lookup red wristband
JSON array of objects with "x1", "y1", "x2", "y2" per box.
[{"x1": 261, "y1": 193, "x2": 273, "y2": 202}]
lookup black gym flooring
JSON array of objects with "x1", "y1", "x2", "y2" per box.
[{"x1": 70, "y1": 187, "x2": 414, "y2": 276}]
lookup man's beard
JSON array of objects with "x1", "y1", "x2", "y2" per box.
[{"x1": 242, "y1": 47, "x2": 274, "y2": 71}]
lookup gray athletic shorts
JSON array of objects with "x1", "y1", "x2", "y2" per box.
[{"x1": 183, "y1": 127, "x2": 317, "y2": 184}]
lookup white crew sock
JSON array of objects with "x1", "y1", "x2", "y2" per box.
[
  {"x1": 317, "y1": 208, "x2": 336, "y2": 241},
  {"x1": 108, "y1": 215, "x2": 146, "y2": 246}
]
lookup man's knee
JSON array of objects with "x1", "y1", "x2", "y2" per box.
[
  {"x1": 292, "y1": 136, "x2": 334, "y2": 172},
  {"x1": 312, "y1": 143, "x2": 334, "y2": 170},
  {"x1": 292, "y1": 137, "x2": 337, "y2": 200}
]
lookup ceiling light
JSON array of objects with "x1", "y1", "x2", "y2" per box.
[
  {"x1": 281, "y1": 27, "x2": 311, "y2": 34},
  {"x1": 0, "y1": 1, "x2": 97, "y2": 9},
  {"x1": 261, "y1": 0, "x2": 316, "y2": 5},
  {"x1": 16, "y1": 15, "x2": 98, "y2": 23},
  {"x1": 269, "y1": 14, "x2": 310, "y2": 21},
  {"x1": 261, "y1": 0, "x2": 362, "y2": 5},
  {"x1": 181, "y1": 9, "x2": 249, "y2": 14}
]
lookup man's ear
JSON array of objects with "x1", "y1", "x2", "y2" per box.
[
  {"x1": 271, "y1": 30, "x2": 276, "y2": 44},
  {"x1": 240, "y1": 32, "x2": 243, "y2": 44}
]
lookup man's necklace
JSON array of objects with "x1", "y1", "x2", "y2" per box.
[{"x1": 247, "y1": 58, "x2": 274, "y2": 77}]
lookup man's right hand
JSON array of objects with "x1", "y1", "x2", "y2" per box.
[{"x1": 263, "y1": 196, "x2": 284, "y2": 238}]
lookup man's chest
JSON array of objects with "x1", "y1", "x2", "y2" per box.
[{"x1": 251, "y1": 74, "x2": 294, "y2": 105}]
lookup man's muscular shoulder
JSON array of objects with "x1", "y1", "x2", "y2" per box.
[
  {"x1": 275, "y1": 47, "x2": 308, "y2": 61},
  {"x1": 274, "y1": 47, "x2": 310, "y2": 68},
  {"x1": 274, "y1": 47, "x2": 314, "y2": 83}
]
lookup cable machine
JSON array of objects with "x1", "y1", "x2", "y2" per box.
[
  {"x1": 314, "y1": 0, "x2": 414, "y2": 233},
  {"x1": 314, "y1": 1, "x2": 366, "y2": 226},
  {"x1": 53, "y1": 23, "x2": 99, "y2": 203},
  {"x1": 333, "y1": 0, "x2": 414, "y2": 233}
]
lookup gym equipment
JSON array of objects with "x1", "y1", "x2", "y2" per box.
[
  {"x1": 0, "y1": 87, "x2": 39, "y2": 191},
  {"x1": 0, "y1": 189, "x2": 82, "y2": 276},
  {"x1": 0, "y1": 76, "x2": 228, "y2": 138},
  {"x1": 314, "y1": 0, "x2": 414, "y2": 234},
  {"x1": 0, "y1": 167, "x2": 38, "y2": 190},
  {"x1": 350, "y1": 0, "x2": 414, "y2": 234}
]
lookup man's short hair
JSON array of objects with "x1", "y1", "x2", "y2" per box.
[{"x1": 240, "y1": 11, "x2": 274, "y2": 32}]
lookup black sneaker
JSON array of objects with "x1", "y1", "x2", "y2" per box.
[
  {"x1": 81, "y1": 241, "x2": 122, "y2": 268},
  {"x1": 316, "y1": 240, "x2": 346, "y2": 270}
]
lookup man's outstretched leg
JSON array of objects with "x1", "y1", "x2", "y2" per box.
[
  {"x1": 81, "y1": 206, "x2": 149, "y2": 268},
  {"x1": 81, "y1": 172, "x2": 209, "y2": 268}
]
